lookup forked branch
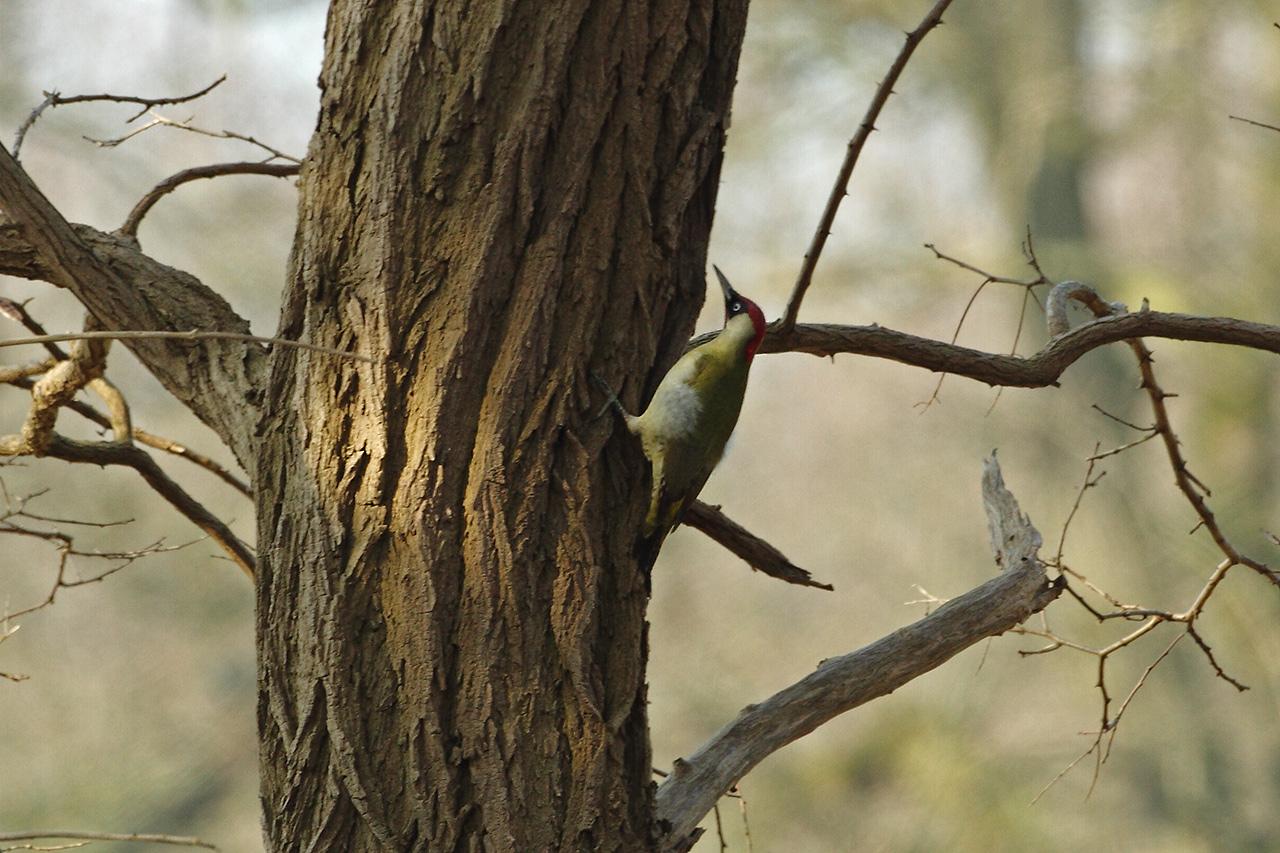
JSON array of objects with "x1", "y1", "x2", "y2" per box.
[
  {"x1": 0, "y1": 143, "x2": 267, "y2": 470},
  {"x1": 654, "y1": 456, "x2": 1061, "y2": 847},
  {"x1": 12, "y1": 75, "x2": 227, "y2": 157}
]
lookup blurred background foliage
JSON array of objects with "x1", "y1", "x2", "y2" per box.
[{"x1": 2, "y1": 1, "x2": 1278, "y2": 850}]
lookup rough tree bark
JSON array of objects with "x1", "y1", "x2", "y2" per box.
[
  {"x1": 254, "y1": 2, "x2": 748, "y2": 850},
  {"x1": 11, "y1": 2, "x2": 1276, "y2": 850}
]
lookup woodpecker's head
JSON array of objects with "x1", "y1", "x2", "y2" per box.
[{"x1": 714, "y1": 265, "x2": 767, "y2": 362}]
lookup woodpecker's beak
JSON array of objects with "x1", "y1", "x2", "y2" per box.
[{"x1": 713, "y1": 265, "x2": 737, "y2": 303}]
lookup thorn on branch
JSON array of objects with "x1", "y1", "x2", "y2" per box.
[
  {"x1": 12, "y1": 75, "x2": 227, "y2": 158},
  {"x1": 1186, "y1": 625, "x2": 1249, "y2": 692},
  {"x1": 781, "y1": 0, "x2": 956, "y2": 332}
]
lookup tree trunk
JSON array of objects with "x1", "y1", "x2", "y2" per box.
[{"x1": 254, "y1": 2, "x2": 747, "y2": 849}]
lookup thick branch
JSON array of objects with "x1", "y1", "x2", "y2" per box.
[
  {"x1": 0, "y1": 144, "x2": 266, "y2": 471},
  {"x1": 732, "y1": 311, "x2": 1280, "y2": 386},
  {"x1": 683, "y1": 501, "x2": 833, "y2": 590},
  {"x1": 654, "y1": 457, "x2": 1061, "y2": 846},
  {"x1": 0, "y1": 222, "x2": 45, "y2": 279}
]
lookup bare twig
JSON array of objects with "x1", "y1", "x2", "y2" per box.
[
  {"x1": 1186, "y1": 625, "x2": 1249, "y2": 692},
  {"x1": 654, "y1": 456, "x2": 1061, "y2": 848},
  {"x1": 29, "y1": 436, "x2": 255, "y2": 579},
  {"x1": 0, "y1": 329, "x2": 373, "y2": 363},
  {"x1": 712, "y1": 804, "x2": 727, "y2": 853},
  {"x1": 0, "y1": 478, "x2": 202, "y2": 618},
  {"x1": 916, "y1": 235, "x2": 1052, "y2": 411},
  {"x1": 1053, "y1": 445, "x2": 1105, "y2": 568},
  {"x1": 85, "y1": 111, "x2": 301, "y2": 164},
  {"x1": 121, "y1": 161, "x2": 300, "y2": 238},
  {"x1": 927, "y1": 238, "x2": 1051, "y2": 289},
  {"x1": 0, "y1": 297, "x2": 66, "y2": 359},
  {"x1": 1229, "y1": 114, "x2": 1280, "y2": 134},
  {"x1": 682, "y1": 501, "x2": 833, "y2": 590},
  {"x1": 12, "y1": 75, "x2": 226, "y2": 157},
  {"x1": 0, "y1": 831, "x2": 215, "y2": 850},
  {"x1": 781, "y1": 0, "x2": 956, "y2": 330}
]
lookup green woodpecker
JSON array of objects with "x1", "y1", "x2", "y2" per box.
[{"x1": 598, "y1": 266, "x2": 767, "y2": 540}]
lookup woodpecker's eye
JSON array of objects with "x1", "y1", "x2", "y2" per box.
[{"x1": 731, "y1": 302, "x2": 742, "y2": 312}]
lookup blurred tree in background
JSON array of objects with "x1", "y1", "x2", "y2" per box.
[{"x1": 2, "y1": 1, "x2": 1279, "y2": 851}]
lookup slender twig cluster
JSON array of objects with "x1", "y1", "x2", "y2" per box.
[
  {"x1": 0, "y1": 475, "x2": 194, "y2": 621},
  {"x1": 943, "y1": 269, "x2": 1275, "y2": 800},
  {"x1": 917, "y1": 228, "x2": 1053, "y2": 411},
  {"x1": 0, "y1": 300, "x2": 256, "y2": 577}
]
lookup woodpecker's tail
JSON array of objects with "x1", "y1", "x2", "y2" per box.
[
  {"x1": 634, "y1": 529, "x2": 667, "y2": 589},
  {"x1": 633, "y1": 497, "x2": 692, "y2": 587}
]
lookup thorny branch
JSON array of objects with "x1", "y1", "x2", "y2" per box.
[
  {"x1": 12, "y1": 75, "x2": 227, "y2": 158},
  {"x1": 781, "y1": 0, "x2": 956, "y2": 331},
  {"x1": 687, "y1": 309, "x2": 1280, "y2": 385}
]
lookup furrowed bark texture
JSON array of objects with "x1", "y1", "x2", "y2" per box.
[{"x1": 255, "y1": 2, "x2": 748, "y2": 851}]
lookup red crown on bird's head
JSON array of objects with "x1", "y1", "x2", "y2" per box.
[{"x1": 713, "y1": 265, "x2": 767, "y2": 362}]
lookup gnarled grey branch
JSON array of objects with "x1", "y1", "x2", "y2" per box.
[{"x1": 654, "y1": 455, "x2": 1062, "y2": 848}]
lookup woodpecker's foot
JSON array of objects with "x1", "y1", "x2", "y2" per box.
[{"x1": 589, "y1": 370, "x2": 626, "y2": 420}]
